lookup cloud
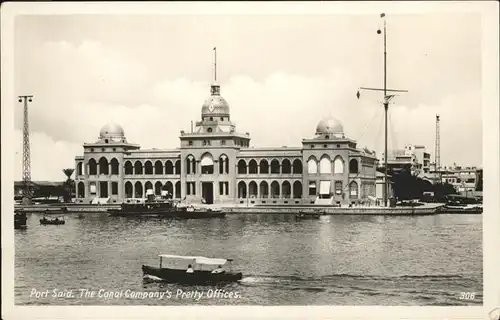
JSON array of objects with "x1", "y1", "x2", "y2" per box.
[
  {"x1": 12, "y1": 14, "x2": 482, "y2": 181},
  {"x1": 13, "y1": 130, "x2": 82, "y2": 182}
]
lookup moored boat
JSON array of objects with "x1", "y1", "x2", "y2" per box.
[
  {"x1": 108, "y1": 199, "x2": 184, "y2": 217},
  {"x1": 109, "y1": 199, "x2": 226, "y2": 219},
  {"x1": 40, "y1": 216, "x2": 66, "y2": 225},
  {"x1": 295, "y1": 210, "x2": 323, "y2": 220},
  {"x1": 14, "y1": 211, "x2": 28, "y2": 229},
  {"x1": 439, "y1": 203, "x2": 482, "y2": 214},
  {"x1": 142, "y1": 254, "x2": 242, "y2": 284}
]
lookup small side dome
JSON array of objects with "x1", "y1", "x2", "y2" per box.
[
  {"x1": 99, "y1": 122, "x2": 125, "y2": 140},
  {"x1": 316, "y1": 117, "x2": 344, "y2": 135}
]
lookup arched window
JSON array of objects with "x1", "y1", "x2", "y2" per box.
[
  {"x1": 259, "y1": 181, "x2": 269, "y2": 198},
  {"x1": 237, "y1": 160, "x2": 247, "y2": 174},
  {"x1": 219, "y1": 155, "x2": 229, "y2": 174},
  {"x1": 163, "y1": 181, "x2": 174, "y2": 197},
  {"x1": 259, "y1": 159, "x2": 269, "y2": 174},
  {"x1": 270, "y1": 159, "x2": 280, "y2": 174},
  {"x1": 319, "y1": 155, "x2": 331, "y2": 174},
  {"x1": 201, "y1": 153, "x2": 214, "y2": 174},
  {"x1": 77, "y1": 162, "x2": 83, "y2": 176},
  {"x1": 307, "y1": 157, "x2": 317, "y2": 174},
  {"x1": 333, "y1": 157, "x2": 344, "y2": 174},
  {"x1": 175, "y1": 181, "x2": 181, "y2": 198},
  {"x1": 249, "y1": 160, "x2": 258, "y2": 174},
  {"x1": 155, "y1": 181, "x2": 163, "y2": 195},
  {"x1": 174, "y1": 160, "x2": 181, "y2": 175},
  {"x1": 134, "y1": 181, "x2": 143, "y2": 198},
  {"x1": 334, "y1": 181, "x2": 343, "y2": 195},
  {"x1": 349, "y1": 181, "x2": 358, "y2": 199},
  {"x1": 237, "y1": 181, "x2": 247, "y2": 198},
  {"x1": 270, "y1": 181, "x2": 280, "y2": 198},
  {"x1": 186, "y1": 156, "x2": 195, "y2": 175},
  {"x1": 134, "y1": 161, "x2": 143, "y2": 175},
  {"x1": 154, "y1": 161, "x2": 163, "y2": 175},
  {"x1": 292, "y1": 159, "x2": 303, "y2": 174},
  {"x1": 144, "y1": 161, "x2": 153, "y2": 175},
  {"x1": 282, "y1": 181, "x2": 291, "y2": 198},
  {"x1": 349, "y1": 159, "x2": 359, "y2": 174},
  {"x1": 124, "y1": 161, "x2": 133, "y2": 175},
  {"x1": 99, "y1": 157, "x2": 109, "y2": 175},
  {"x1": 77, "y1": 182, "x2": 85, "y2": 198},
  {"x1": 165, "y1": 160, "x2": 174, "y2": 174},
  {"x1": 281, "y1": 159, "x2": 291, "y2": 174},
  {"x1": 110, "y1": 158, "x2": 119, "y2": 175},
  {"x1": 124, "y1": 181, "x2": 133, "y2": 198},
  {"x1": 249, "y1": 181, "x2": 258, "y2": 198},
  {"x1": 293, "y1": 181, "x2": 302, "y2": 199},
  {"x1": 145, "y1": 181, "x2": 153, "y2": 194}
]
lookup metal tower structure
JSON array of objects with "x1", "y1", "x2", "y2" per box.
[
  {"x1": 19, "y1": 95, "x2": 34, "y2": 205},
  {"x1": 435, "y1": 114, "x2": 441, "y2": 175},
  {"x1": 356, "y1": 13, "x2": 408, "y2": 207}
]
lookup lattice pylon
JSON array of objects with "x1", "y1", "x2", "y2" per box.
[{"x1": 19, "y1": 95, "x2": 33, "y2": 205}]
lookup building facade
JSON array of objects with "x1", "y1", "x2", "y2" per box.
[
  {"x1": 439, "y1": 165, "x2": 481, "y2": 196},
  {"x1": 381, "y1": 144, "x2": 431, "y2": 175},
  {"x1": 74, "y1": 82, "x2": 378, "y2": 206}
]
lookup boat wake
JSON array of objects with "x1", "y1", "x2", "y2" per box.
[{"x1": 143, "y1": 274, "x2": 164, "y2": 282}]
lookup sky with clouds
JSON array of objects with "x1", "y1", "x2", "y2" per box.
[{"x1": 13, "y1": 13, "x2": 482, "y2": 181}]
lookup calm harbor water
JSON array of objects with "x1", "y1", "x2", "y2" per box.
[{"x1": 15, "y1": 212, "x2": 482, "y2": 306}]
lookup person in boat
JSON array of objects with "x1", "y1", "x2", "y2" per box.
[
  {"x1": 211, "y1": 265, "x2": 224, "y2": 274},
  {"x1": 186, "y1": 264, "x2": 194, "y2": 273}
]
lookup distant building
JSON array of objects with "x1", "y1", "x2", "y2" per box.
[
  {"x1": 14, "y1": 181, "x2": 65, "y2": 201},
  {"x1": 73, "y1": 81, "x2": 379, "y2": 206},
  {"x1": 375, "y1": 171, "x2": 394, "y2": 204},
  {"x1": 381, "y1": 144, "x2": 431, "y2": 175},
  {"x1": 439, "y1": 165, "x2": 481, "y2": 196}
]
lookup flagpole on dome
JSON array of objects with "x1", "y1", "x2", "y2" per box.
[
  {"x1": 213, "y1": 46, "x2": 217, "y2": 83},
  {"x1": 210, "y1": 47, "x2": 220, "y2": 96}
]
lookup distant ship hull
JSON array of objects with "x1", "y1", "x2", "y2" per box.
[{"x1": 108, "y1": 202, "x2": 225, "y2": 219}]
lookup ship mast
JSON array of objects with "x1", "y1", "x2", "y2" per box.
[{"x1": 357, "y1": 13, "x2": 408, "y2": 207}]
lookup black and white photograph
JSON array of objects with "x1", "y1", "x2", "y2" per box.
[{"x1": 2, "y1": 2, "x2": 499, "y2": 320}]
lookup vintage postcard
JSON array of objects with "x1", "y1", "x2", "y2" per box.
[{"x1": 1, "y1": 1, "x2": 499, "y2": 320}]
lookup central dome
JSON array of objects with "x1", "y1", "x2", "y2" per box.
[
  {"x1": 316, "y1": 117, "x2": 344, "y2": 135},
  {"x1": 99, "y1": 122, "x2": 125, "y2": 139},
  {"x1": 201, "y1": 84, "x2": 230, "y2": 116}
]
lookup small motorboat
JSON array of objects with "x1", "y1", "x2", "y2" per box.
[
  {"x1": 439, "y1": 204, "x2": 482, "y2": 214},
  {"x1": 295, "y1": 210, "x2": 323, "y2": 220},
  {"x1": 142, "y1": 254, "x2": 243, "y2": 285},
  {"x1": 40, "y1": 216, "x2": 66, "y2": 225},
  {"x1": 180, "y1": 205, "x2": 226, "y2": 219}
]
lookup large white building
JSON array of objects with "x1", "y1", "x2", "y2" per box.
[
  {"x1": 381, "y1": 144, "x2": 432, "y2": 175},
  {"x1": 74, "y1": 81, "x2": 378, "y2": 206}
]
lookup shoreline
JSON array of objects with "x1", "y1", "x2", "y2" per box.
[{"x1": 12, "y1": 203, "x2": 481, "y2": 215}]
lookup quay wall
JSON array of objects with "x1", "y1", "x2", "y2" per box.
[
  {"x1": 224, "y1": 205, "x2": 443, "y2": 215},
  {"x1": 14, "y1": 203, "x2": 446, "y2": 215}
]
